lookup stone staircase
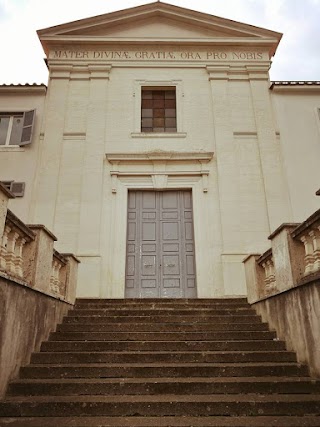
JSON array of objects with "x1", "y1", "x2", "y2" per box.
[{"x1": 0, "y1": 298, "x2": 320, "y2": 426}]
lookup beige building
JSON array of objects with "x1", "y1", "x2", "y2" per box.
[{"x1": 0, "y1": 2, "x2": 319, "y2": 299}]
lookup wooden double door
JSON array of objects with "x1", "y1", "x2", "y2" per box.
[{"x1": 125, "y1": 190, "x2": 197, "y2": 298}]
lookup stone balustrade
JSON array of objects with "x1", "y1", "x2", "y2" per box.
[
  {"x1": 0, "y1": 210, "x2": 35, "y2": 278},
  {"x1": 257, "y1": 248, "x2": 277, "y2": 296},
  {"x1": 243, "y1": 207, "x2": 320, "y2": 378},
  {"x1": 291, "y1": 209, "x2": 320, "y2": 276},
  {"x1": 244, "y1": 209, "x2": 320, "y2": 303},
  {"x1": 50, "y1": 250, "x2": 68, "y2": 296},
  {"x1": 0, "y1": 183, "x2": 79, "y2": 303}
]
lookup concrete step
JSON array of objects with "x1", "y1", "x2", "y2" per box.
[
  {"x1": 63, "y1": 315, "x2": 262, "y2": 323},
  {"x1": 1, "y1": 415, "x2": 320, "y2": 426},
  {"x1": 40, "y1": 339, "x2": 287, "y2": 352},
  {"x1": 30, "y1": 350, "x2": 297, "y2": 364},
  {"x1": 2, "y1": 297, "x2": 317, "y2": 425},
  {"x1": 19, "y1": 363, "x2": 309, "y2": 379},
  {"x1": 75, "y1": 298, "x2": 248, "y2": 304},
  {"x1": 1, "y1": 394, "x2": 320, "y2": 417},
  {"x1": 74, "y1": 299, "x2": 250, "y2": 310},
  {"x1": 68, "y1": 308, "x2": 256, "y2": 316},
  {"x1": 57, "y1": 321, "x2": 270, "y2": 332},
  {"x1": 8, "y1": 377, "x2": 320, "y2": 396},
  {"x1": 48, "y1": 331, "x2": 276, "y2": 341}
]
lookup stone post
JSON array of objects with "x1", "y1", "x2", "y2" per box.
[
  {"x1": 269, "y1": 223, "x2": 305, "y2": 292},
  {"x1": 24, "y1": 225, "x2": 57, "y2": 293},
  {"x1": 243, "y1": 254, "x2": 264, "y2": 303},
  {"x1": 61, "y1": 253, "x2": 80, "y2": 303},
  {"x1": 0, "y1": 183, "x2": 14, "y2": 239}
]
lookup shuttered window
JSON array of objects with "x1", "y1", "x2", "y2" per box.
[
  {"x1": 0, "y1": 181, "x2": 25, "y2": 197},
  {"x1": 141, "y1": 88, "x2": 176, "y2": 133},
  {"x1": 0, "y1": 110, "x2": 35, "y2": 146}
]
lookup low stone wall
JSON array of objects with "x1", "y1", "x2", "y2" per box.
[
  {"x1": 0, "y1": 183, "x2": 79, "y2": 397},
  {"x1": 244, "y1": 206, "x2": 320, "y2": 378},
  {"x1": 0, "y1": 274, "x2": 71, "y2": 398},
  {"x1": 253, "y1": 277, "x2": 320, "y2": 378}
]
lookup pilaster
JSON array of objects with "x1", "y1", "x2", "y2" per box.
[
  {"x1": 248, "y1": 65, "x2": 292, "y2": 230},
  {"x1": 207, "y1": 66, "x2": 241, "y2": 252},
  {"x1": 34, "y1": 64, "x2": 71, "y2": 230},
  {"x1": 77, "y1": 65, "x2": 112, "y2": 257}
]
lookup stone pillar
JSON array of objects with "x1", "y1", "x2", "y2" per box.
[
  {"x1": 76, "y1": 65, "x2": 111, "y2": 294},
  {"x1": 33, "y1": 64, "x2": 72, "y2": 230},
  {"x1": 207, "y1": 66, "x2": 240, "y2": 251},
  {"x1": 52, "y1": 66, "x2": 91, "y2": 253},
  {"x1": 206, "y1": 66, "x2": 241, "y2": 296}
]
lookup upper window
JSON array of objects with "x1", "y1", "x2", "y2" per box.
[
  {"x1": 0, "y1": 110, "x2": 35, "y2": 146},
  {"x1": 141, "y1": 87, "x2": 176, "y2": 133}
]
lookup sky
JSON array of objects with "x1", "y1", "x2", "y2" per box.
[{"x1": 0, "y1": 0, "x2": 319, "y2": 84}]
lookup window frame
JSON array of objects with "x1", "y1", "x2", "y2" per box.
[
  {"x1": 141, "y1": 86, "x2": 177, "y2": 133},
  {"x1": 0, "y1": 109, "x2": 35, "y2": 147},
  {"x1": 131, "y1": 80, "x2": 186, "y2": 138}
]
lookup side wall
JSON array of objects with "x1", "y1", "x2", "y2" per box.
[
  {"x1": 253, "y1": 280, "x2": 320, "y2": 378},
  {"x1": 0, "y1": 276, "x2": 71, "y2": 397}
]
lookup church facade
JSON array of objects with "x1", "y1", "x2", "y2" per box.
[{"x1": 0, "y1": 2, "x2": 319, "y2": 298}]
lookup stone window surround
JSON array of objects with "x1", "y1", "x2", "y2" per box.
[{"x1": 131, "y1": 79, "x2": 186, "y2": 138}]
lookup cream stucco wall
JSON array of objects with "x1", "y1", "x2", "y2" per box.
[{"x1": 26, "y1": 51, "x2": 292, "y2": 298}]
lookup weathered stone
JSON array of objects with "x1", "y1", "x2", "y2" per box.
[
  {"x1": 0, "y1": 276, "x2": 71, "y2": 398},
  {"x1": 1, "y1": 298, "x2": 320, "y2": 426}
]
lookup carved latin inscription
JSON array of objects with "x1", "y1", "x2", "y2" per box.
[{"x1": 51, "y1": 49, "x2": 266, "y2": 61}]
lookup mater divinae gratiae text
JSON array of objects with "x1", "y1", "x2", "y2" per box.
[{"x1": 51, "y1": 50, "x2": 265, "y2": 61}]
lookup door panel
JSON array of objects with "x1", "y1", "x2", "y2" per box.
[{"x1": 125, "y1": 190, "x2": 196, "y2": 298}]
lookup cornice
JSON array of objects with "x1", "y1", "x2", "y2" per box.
[
  {"x1": 106, "y1": 152, "x2": 214, "y2": 163},
  {"x1": 106, "y1": 151, "x2": 214, "y2": 193},
  {"x1": 41, "y1": 36, "x2": 279, "y2": 47}
]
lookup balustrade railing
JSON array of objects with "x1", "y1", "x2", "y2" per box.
[
  {"x1": 257, "y1": 249, "x2": 277, "y2": 296},
  {"x1": 292, "y1": 210, "x2": 320, "y2": 276},
  {"x1": 0, "y1": 184, "x2": 79, "y2": 303},
  {"x1": 50, "y1": 250, "x2": 67, "y2": 296},
  {"x1": 0, "y1": 210, "x2": 34, "y2": 279},
  {"x1": 244, "y1": 208, "x2": 320, "y2": 303}
]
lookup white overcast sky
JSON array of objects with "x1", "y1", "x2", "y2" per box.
[{"x1": 0, "y1": 0, "x2": 319, "y2": 84}]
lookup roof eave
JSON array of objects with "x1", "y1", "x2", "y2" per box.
[{"x1": 0, "y1": 84, "x2": 47, "y2": 94}]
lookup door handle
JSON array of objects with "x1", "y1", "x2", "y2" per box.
[
  {"x1": 143, "y1": 263, "x2": 153, "y2": 267},
  {"x1": 165, "y1": 263, "x2": 175, "y2": 267}
]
